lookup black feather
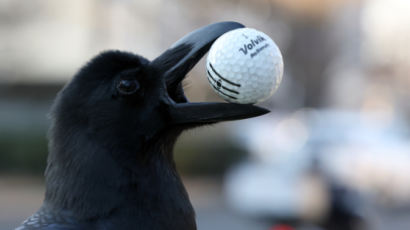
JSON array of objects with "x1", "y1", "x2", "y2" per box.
[{"x1": 17, "y1": 50, "x2": 196, "y2": 230}]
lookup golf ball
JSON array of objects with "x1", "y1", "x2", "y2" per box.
[{"x1": 206, "y1": 28, "x2": 283, "y2": 104}]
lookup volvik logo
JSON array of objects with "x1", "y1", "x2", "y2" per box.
[{"x1": 238, "y1": 35, "x2": 267, "y2": 56}]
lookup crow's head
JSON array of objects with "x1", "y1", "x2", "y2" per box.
[
  {"x1": 49, "y1": 21, "x2": 268, "y2": 160},
  {"x1": 45, "y1": 22, "x2": 269, "y2": 219}
]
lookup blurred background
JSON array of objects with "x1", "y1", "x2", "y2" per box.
[{"x1": 1, "y1": 0, "x2": 410, "y2": 229}]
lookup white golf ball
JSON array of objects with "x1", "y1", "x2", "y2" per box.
[{"x1": 206, "y1": 28, "x2": 284, "y2": 104}]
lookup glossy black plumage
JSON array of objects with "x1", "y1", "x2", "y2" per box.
[{"x1": 16, "y1": 22, "x2": 269, "y2": 230}]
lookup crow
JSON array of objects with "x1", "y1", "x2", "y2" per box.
[{"x1": 15, "y1": 22, "x2": 269, "y2": 230}]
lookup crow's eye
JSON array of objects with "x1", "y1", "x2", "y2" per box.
[{"x1": 117, "y1": 79, "x2": 140, "y2": 95}]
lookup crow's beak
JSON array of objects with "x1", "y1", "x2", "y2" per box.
[
  {"x1": 168, "y1": 102, "x2": 269, "y2": 124},
  {"x1": 151, "y1": 21, "x2": 269, "y2": 125}
]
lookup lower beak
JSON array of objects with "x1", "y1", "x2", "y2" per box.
[
  {"x1": 152, "y1": 21, "x2": 270, "y2": 125},
  {"x1": 169, "y1": 102, "x2": 269, "y2": 124}
]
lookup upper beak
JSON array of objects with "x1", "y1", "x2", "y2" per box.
[{"x1": 151, "y1": 21, "x2": 270, "y2": 125}]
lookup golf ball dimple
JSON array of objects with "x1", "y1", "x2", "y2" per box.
[{"x1": 206, "y1": 28, "x2": 284, "y2": 104}]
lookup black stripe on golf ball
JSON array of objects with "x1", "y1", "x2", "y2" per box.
[
  {"x1": 207, "y1": 70, "x2": 240, "y2": 94},
  {"x1": 208, "y1": 63, "x2": 241, "y2": 87},
  {"x1": 207, "y1": 71, "x2": 238, "y2": 100}
]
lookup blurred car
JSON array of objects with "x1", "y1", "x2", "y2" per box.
[{"x1": 224, "y1": 109, "x2": 410, "y2": 229}]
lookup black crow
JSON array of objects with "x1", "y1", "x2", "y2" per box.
[{"x1": 16, "y1": 22, "x2": 269, "y2": 230}]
